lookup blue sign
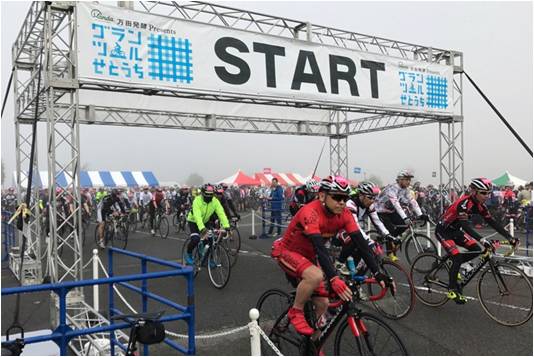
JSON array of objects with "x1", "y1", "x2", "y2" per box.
[{"x1": 353, "y1": 167, "x2": 362, "y2": 174}]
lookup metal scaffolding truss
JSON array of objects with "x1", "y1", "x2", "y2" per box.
[{"x1": 9, "y1": 2, "x2": 464, "y2": 354}]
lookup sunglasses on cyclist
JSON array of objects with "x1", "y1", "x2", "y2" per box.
[
  {"x1": 328, "y1": 194, "x2": 349, "y2": 202},
  {"x1": 363, "y1": 195, "x2": 377, "y2": 200},
  {"x1": 477, "y1": 191, "x2": 491, "y2": 196}
]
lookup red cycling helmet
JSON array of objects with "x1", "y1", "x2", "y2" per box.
[{"x1": 319, "y1": 175, "x2": 350, "y2": 194}]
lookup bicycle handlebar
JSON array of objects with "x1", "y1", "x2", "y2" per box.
[{"x1": 111, "y1": 311, "x2": 164, "y2": 323}]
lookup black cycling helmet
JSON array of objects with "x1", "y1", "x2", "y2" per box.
[
  {"x1": 201, "y1": 184, "x2": 215, "y2": 197},
  {"x1": 357, "y1": 181, "x2": 381, "y2": 197}
]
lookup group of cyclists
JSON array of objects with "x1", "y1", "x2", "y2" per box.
[{"x1": 271, "y1": 170, "x2": 522, "y2": 335}]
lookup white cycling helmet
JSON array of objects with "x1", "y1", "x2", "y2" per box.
[
  {"x1": 470, "y1": 177, "x2": 492, "y2": 192},
  {"x1": 305, "y1": 179, "x2": 320, "y2": 193},
  {"x1": 397, "y1": 170, "x2": 414, "y2": 179}
]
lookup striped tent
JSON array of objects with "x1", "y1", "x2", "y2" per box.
[
  {"x1": 14, "y1": 171, "x2": 159, "y2": 188},
  {"x1": 254, "y1": 172, "x2": 307, "y2": 186}
]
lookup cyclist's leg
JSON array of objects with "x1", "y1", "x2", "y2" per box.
[
  {"x1": 271, "y1": 240, "x2": 319, "y2": 335},
  {"x1": 378, "y1": 212, "x2": 401, "y2": 257},
  {"x1": 149, "y1": 205, "x2": 156, "y2": 232},
  {"x1": 186, "y1": 222, "x2": 201, "y2": 254}
]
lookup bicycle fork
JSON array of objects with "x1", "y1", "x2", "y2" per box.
[{"x1": 348, "y1": 315, "x2": 375, "y2": 354}]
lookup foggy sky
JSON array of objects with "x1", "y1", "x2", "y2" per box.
[{"x1": 1, "y1": 1, "x2": 533, "y2": 187}]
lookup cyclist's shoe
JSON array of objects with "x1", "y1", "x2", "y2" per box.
[
  {"x1": 335, "y1": 260, "x2": 350, "y2": 275},
  {"x1": 387, "y1": 253, "x2": 399, "y2": 262},
  {"x1": 98, "y1": 241, "x2": 105, "y2": 249},
  {"x1": 150, "y1": 229, "x2": 155, "y2": 236},
  {"x1": 447, "y1": 289, "x2": 468, "y2": 304},
  {"x1": 287, "y1": 307, "x2": 314, "y2": 336},
  {"x1": 184, "y1": 253, "x2": 195, "y2": 266}
]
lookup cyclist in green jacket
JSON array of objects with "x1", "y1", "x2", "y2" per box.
[{"x1": 185, "y1": 184, "x2": 231, "y2": 265}]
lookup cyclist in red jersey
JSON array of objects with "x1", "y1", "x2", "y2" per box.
[
  {"x1": 271, "y1": 175, "x2": 389, "y2": 336},
  {"x1": 435, "y1": 177, "x2": 519, "y2": 304},
  {"x1": 150, "y1": 187, "x2": 166, "y2": 236}
]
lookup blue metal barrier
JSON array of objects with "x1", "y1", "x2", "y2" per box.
[
  {"x1": 2, "y1": 247, "x2": 195, "y2": 355},
  {"x1": 2, "y1": 211, "x2": 16, "y2": 262}
]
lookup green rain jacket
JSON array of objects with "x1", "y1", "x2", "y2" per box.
[{"x1": 187, "y1": 195, "x2": 230, "y2": 231}]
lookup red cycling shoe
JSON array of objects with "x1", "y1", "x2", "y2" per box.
[{"x1": 287, "y1": 307, "x2": 314, "y2": 336}]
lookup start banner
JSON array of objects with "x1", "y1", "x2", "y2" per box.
[{"x1": 77, "y1": 3, "x2": 454, "y2": 115}]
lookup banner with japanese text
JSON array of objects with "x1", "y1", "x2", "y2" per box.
[{"x1": 77, "y1": 3, "x2": 454, "y2": 115}]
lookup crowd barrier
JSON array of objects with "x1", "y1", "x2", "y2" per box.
[
  {"x1": 1, "y1": 211, "x2": 16, "y2": 262},
  {"x1": 1, "y1": 247, "x2": 195, "y2": 356},
  {"x1": 257, "y1": 200, "x2": 291, "y2": 239}
]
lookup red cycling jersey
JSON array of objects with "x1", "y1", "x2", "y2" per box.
[
  {"x1": 441, "y1": 194, "x2": 490, "y2": 229},
  {"x1": 153, "y1": 191, "x2": 165, "y2": 206},
  {"x1": 279, "y1": 199, "x2": 360, "y2": 260}
]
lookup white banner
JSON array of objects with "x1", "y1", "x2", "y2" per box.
[{"x1": 77, "y1": 3, "x2": 454, "y2": 115}]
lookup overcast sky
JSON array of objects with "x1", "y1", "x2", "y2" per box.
[{"x1": 1, "y1": 1, "x2": 532, "y2": 187}]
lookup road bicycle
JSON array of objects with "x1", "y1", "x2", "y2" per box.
[
  {"x1": 153, "y1": 208, "x2": 169, "y2": 239},
  {"x1": 180, "y1": 228, "x2": 231, "y2": 289},
  {"x1": 256, "y1": 275, "x2": 408, "y2": 355},
  {"x1": 172, "y1": 204, "x2": 189, "y2": 233},
  {"x1": 110, "y1": 311, "x2": 165, "y2": 355},
  {"x1": 410, "y1": 239, "x2": 532, "y2": 326},
  {"x1": 94, "y1": 214, "x2": 129, "y2": 249}
]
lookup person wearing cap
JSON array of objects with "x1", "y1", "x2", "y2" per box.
[
  {"x1": 435, "y1": 177, "x2": 519, "y2": 304},
  {"x1": 184, "y1": 184, "x2": 230, "y2": 265},
  {"x1": 271, "y1": 175, "x2": 390, "y2": 336},
  {"x1": 375, "y1": 170, "x2": 429, "y2": 261}
]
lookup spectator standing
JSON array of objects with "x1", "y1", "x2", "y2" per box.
[
  {"x1": 518, "y1": 182, "x2": 532, "y2": 205},
  {"x1": 267, "y1": 178, "x2": 284, "y2": 237}
]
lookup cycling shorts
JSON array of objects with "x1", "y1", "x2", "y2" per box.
[
  {"x1": 271, "y1": 239, "x2": 328, "y2": 296},
  {"x1": 435, "y1": 224, "x2": 478, "y2": 256}
]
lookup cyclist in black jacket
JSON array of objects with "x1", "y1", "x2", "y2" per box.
[{"x1": 97, "y1": 189, "x2": 126, "y2": 248}]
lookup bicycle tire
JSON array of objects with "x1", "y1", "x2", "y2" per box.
[
  {"x1": 180, "y1": 237, "x2": 200, "y2": 278},
  {"x1": 112, "y1": 225, "x2": 128, "y2": 250},
  {"x1": 172, "y1": 213, "x2": 179, "y2": 227},
  {"x1": 477, "y1": 261, "x2": 533, "y2": 326},
  {"x1": 159, "y1": 216, "x2": 169, "y2": 239},
  {"x1": 225, "y1": 227, "x2": 241, "y2": 267},
  {"x1": 265, "y1": 309, "x2": 303, "y2": 356},
  {"x1": 410, "y1": 252, "x2": 449, "y2": 307},
  {"x1": 207, "y1": 245, "x2": 231, "y2": 289},
  {"x1": 368, "y1": 260, "x2": 415, "y2": 319},
  {"x1": 255, "y1": 289, "x2": 292, "y2": 343},
  {"x1": 129, "y1": 213, "x2": 138, "y2": 233},
  {"x1": 403, "y1": 233, "x2": 438, "y2": 265},
  {"x1": 333, "y1": 312, "x2": 408, "y2": 355}
]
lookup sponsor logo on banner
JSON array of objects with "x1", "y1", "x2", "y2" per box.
[{"x1": 263, "y1": 168, "x2": 272, "y2": 175}]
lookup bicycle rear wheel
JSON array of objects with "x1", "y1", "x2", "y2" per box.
[
  {"x1": 159, "y1": 216, "x2": 169, "y2": 239},
  {"x1": 256, "y1": 289, "x2": 292, "y2": 348},
  {"x1": 410, "y1": 253, "x2": 449, "y2": 307},
  {"x1": 403, "y1": 233, "x2": 437, "y2": 265},
  {"x1": 368, "y1": 260, "x2": 415, "y2": 319},
  {"x1": 334, "y1": 312, "x2": 408, "y2": 355},
  {"x1": 225, "y1": 228, "x2": 241, "y2": 267},
  {"x1": 265, "y1": 309, "x2": 304, "y2": 356},
  {"x1": 477, "y1": 261, "x2": 533, "y2": 326},
  {"x1": 207, "y1": 245, "x2": 231, "y2": 289}
]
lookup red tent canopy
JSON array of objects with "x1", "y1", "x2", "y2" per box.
[{"x1": 218, "y1": 170, "x2": 260, "y2": 186}]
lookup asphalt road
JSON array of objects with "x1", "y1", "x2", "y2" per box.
[{"x1": 2, "y1": 213, "x2": 532, "y2": 355}]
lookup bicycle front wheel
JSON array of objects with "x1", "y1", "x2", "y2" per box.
[
  {"x1": 334, "y1": 312, "x2": 408, "y2": 355},
  {"x1": 159, "y1": 216, "x2": 169, "y2": 239},
  {"x1": 368, "y1": 260, "x2": 415, "y2": 319},
  {"x1": 403, "y1": 233, "x2": 437, "y2": 265},
  {"x1": 410, "y1": 252, "x2": 449, "y2": 307},
  {"x1": 477, "y1": 261, "x2": 533, "y2": 326},
  {"x1": 112, "y1": 226, "x2": 128, "y2": 250},
  {"x1": 207, "y1": 245, "x2": 231, "y2": 289}
]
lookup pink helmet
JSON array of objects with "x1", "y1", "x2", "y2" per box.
[{"x1": 320, "y1": 175, "x2": 350, "y2": 194}]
